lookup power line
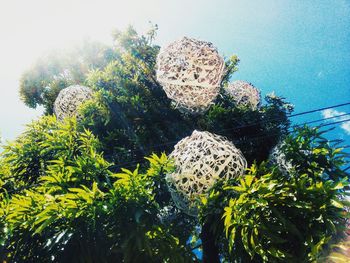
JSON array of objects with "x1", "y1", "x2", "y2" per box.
[
  {"x1": 5, "y1": 116, "x2": 350, "y2": 175},
  {"x1": 128, "y1": 99, "x2": 350, "y2": 129},
  {"x1": 217, "y1": 101, "x2": 350, "y2": 135},
  {"x1": 319, "y1": 118, "x2": 350, "y2": 128},
  {"x1": 110, "y1": 102, "x2": 350, "y2": 158},
  {"x1": 3, "y1": 118, "x2": 350, "y2": 194},
  {"x1": 106, "y1": 100, "x2": 350, "y2": 156},
  {"x1": 2, "y1": 110, "x2": 350, "y2": 184},
  {"x1": 111, "y1": 118, "x2": 350, "y2": 171},
  {"x1": 289, "y1": 102, "x2": 350, "y2": 118},
  {"x1": 296, "y1": 112, "x2": 350, "y2": 126}
]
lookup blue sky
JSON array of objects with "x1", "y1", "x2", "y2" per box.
[{"x1": 0, "y1": 0, "x2": 349, "y2": 151}]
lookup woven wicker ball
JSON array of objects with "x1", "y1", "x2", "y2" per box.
[
  {"x1": 162, "y1": 83, "x2": 220, "y2": 113},
  {"x1": 225, "y1": 80, "x2": 261, "y2": 110},
  {"x1": 166, "y1": 130, "x2": 247, "y2": 216},
  {"x1": 156, "y1": 37, "x2": 225, "y2": 113},
  {"x1": 270, "y1": 143, "x2": 293, "y2": 176},
  {"x1": 53, "y1": 85, "x2": 93, "y2": 121}
]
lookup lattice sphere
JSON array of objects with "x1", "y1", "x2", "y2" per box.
[
  {"x1": 162, "y1": 83, "x2": 220, "y2": 113},
  {"x1": 156, "y1": 37, "x2": 225, "y2": 113},
  {"x1": 53, "y1": 85, "x2": 94, "y2": 121},
  {"x1": 166, "y1": 130, "x2": 247, "y2": 216},
  {"x1": 270, "y1": 143, "x2": 293, "y2": 176},
  {"x1": 225, "y1": 80, "x2": 261, "y2": 110}
]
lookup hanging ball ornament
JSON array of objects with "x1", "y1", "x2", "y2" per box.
[
  {"x1": 166, "y1": 130, "x2": 247, "y2": 216},
  {"x1": 53, "y1": 85, "x2": 94, "y2": 121},
  {"x1": 156, "y1": 37, "x2": 225, "y2": 113},
  {"x1": 225, "y1": 80, "x2": 261, "y2": 110}
]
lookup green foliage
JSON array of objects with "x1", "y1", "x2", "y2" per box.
[
  {"x1": 223, "y1": 164, "x2": 348, "y2": 262},
  {"x1": 323, "y1": 239, "x2": 350, "y2": 262},
  {"x1": 78, "y1": 27, "x2": 292, "y2": 167},
  {"x1": 197, "y1": 92, "x2": 293, "y2": 164},
  {"x1": 8, "y1": 25, "x2": 350, "y2": 262},
  {"x1": 220, "y1": 55, "x2": 240, "y2": 86},
  {"x1": 81, "y1": 26, "x2": 193, "y2": 165},
  {"x1": 200, "y1": 127, "x2": 349, "y2": 262},
  {"x1": 0, "y1": 117, "x2": 196, "y2": 262},
  {"x1": 17, "y1": 26, "x2": 292, "y2": 168},
  {"x1": 19, "y1": 40, "x2": 116, "y2": 114},
  {"x1": 0, "y1": 116, "x2": 100, "y2": 190},
  {"x1": 282, "y1": 126, "x2": 349, "y2": 181}
]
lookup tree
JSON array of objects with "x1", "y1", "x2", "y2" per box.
[
  {"x1": 0, "y1": 26, "x2": 349, "y2": 262},
  {"x1": 80, "y1": 26, "x2": 292, "y2": 167},
  {"x1": 0, "y1": 117, "x2": 196, "y2": 262},
  {"x1": 201, "y1": 127, "x2": 349, "y2": 262},
  {"x1": 19, "y1": 40, "x2": 116, "y2": 114}
]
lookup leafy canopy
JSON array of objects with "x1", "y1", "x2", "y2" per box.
[
  {"x1": 200, "y1": 127, "x2": 349, "y2": 262},
  {"x1": 0, "y1": 117, "x2": 196, "y2": 262},
  {"x1": 19, "y1": 40, "x2": 116, "y2": 114},
  {"x1": 1, "y1": 26, "x2": 349, "y2": 262}
]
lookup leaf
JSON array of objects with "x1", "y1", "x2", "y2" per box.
[
  {"x1": 241, "y1": 227, "x2": 254, "y2": 257},
  {"x1": 223, "y1": 206, "x2": 232, "y2": 237},
  {"x1": 311, "y1": 236, "x2": 330, "y2": 258},
  {"x1": 228, "y1": 228, "x2": 236, "y2": 252},
  {"x1": 35, "y1": 216, "x2": 55, "y2": 234},
  {"x1": 331, "y1": 199, "x2": 344, "y2": 209},
  {"x1": 333, "y1": 177, "x2": 349, "y2": 190},
  {"x1": 328, "y1": 252, "x2": 350, "y2": 263},
  {"x1": 267, "y1": 247, "x2": 286, "y2": 259},
  {"x1": 228, "y1": 185, "x2": 246, "y2": 193},
  {"x1": 250, "y1": 227, "x2": 257, "y2": 250},
  {"x1": 245, "y1": 175, "x2": 254, "y2": 187}
]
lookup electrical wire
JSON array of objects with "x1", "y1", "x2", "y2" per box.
[
  {"x1": 108, "y1": 102, "x2": 350, "y2": 158},
  {"x1": 289, "y1": 102, "x2": 350, "y2": 117},
  {"x1": 2, "y1": 110, "x2": 350, "y2": 184},
  {"x1": 295, "y1": 112, "x2": 350, "y2": 126},
  {"x1": 110, "y1": 117, "x2": 350, "y2": 171}
]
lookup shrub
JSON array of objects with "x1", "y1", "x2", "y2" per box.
[
  {"x1": 200, "y1": 127, "x2": 349, "y2": 262},
  {"x1": 0, "y1": 117, "x2": 196, "y2": 262}
]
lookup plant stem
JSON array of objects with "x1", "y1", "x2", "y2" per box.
[{"x1": 201, "y1": 221, "x2": 220, "y2": 263}]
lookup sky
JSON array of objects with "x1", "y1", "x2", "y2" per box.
[{"x1": 0, "y1": 0, "x2": 349, "y2": 150}]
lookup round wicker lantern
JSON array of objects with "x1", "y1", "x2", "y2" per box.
[
  {"x1": 53, "y1": 85, "x2": 93, "y2": 121},
  {"x1": 225, "y1": 80, "x2": 261, "y2": 110},
  {"x1": 166, "y1": 130, "x2": 247, "y2": 216},
  {"x1": 156, "y1": 37, "x2": 225, "y2": 113}
]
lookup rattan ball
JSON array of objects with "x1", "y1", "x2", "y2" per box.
[
  {"x1": 156, "y1": 37, "x2": 225, "y2": 113},
  {"x1": 53, "y1": 85, "x2": 93, "y2": 121},
  {"x1": 166, "y1": 130, "x2": 247, "y2": 216},
  {"x1": 225, "y1": 80, "x2": 261, "y2": 110}
]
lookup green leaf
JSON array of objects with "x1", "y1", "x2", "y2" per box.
[{"x1": 331, "y1": 199, "x2": 344, "y2": 209}]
